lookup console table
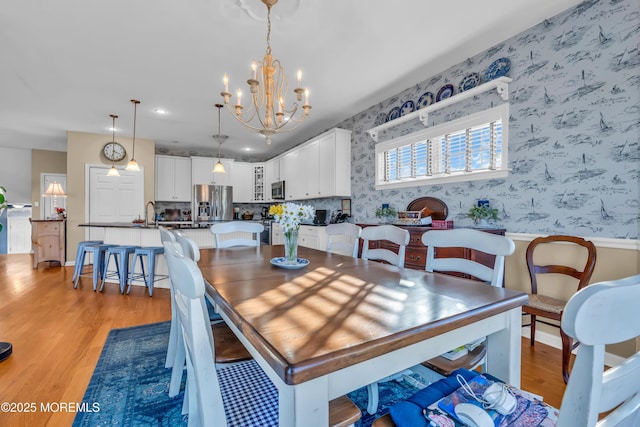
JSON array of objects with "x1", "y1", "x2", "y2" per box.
[{"x1": 30, "y1": 219, "x2": 66, "y2": 268}]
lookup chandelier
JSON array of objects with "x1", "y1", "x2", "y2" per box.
[{"x1": 220, "y1": 0, "x2": 311, "y2": 145}]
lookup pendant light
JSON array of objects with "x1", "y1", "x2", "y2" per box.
[
  {"x1": 107, "y1": 114, "x2": 120, "y2": 177},
  {"x1": 213, "y1": 103, "x2": 228, "y2": 174},
  {"x1": 125, "y1": 99, "x2": 141, "y2": 172}
]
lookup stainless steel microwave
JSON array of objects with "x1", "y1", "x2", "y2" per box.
[{"x1": 271, "y1": 180, "x2": 285, "y2": 200}]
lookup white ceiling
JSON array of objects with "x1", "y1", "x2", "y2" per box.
[{"x1": 1, "y1": 0, "x2": 583, "y2": 161}]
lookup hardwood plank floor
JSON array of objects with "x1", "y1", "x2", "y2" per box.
[{"x1": 0, "y1": 254, "x2": 568, "y2": 426}]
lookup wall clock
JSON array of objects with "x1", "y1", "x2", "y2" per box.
[{"x1": 103, "y1": 142, "x2": 127, "y2": 162}]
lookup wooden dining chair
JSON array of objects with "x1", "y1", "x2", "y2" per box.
[
  {"x1": 163, "y1": 232, "x2": 251, "y2": 399},
  {"x1": 326, "y1": 223, "x2": 361, "y2": 257},
  {"x1": 420, "y1": 229, "x2": 515, "y2": 377},
  {"x1": 522, "y1": 235, "x2": 597, "y2": 383},
  {"x1": 210, "y1": 221, "x2": 264, "y2": 248},
  {"x1": 165, "y1": 241, "x2": 362, "y2": 427},
  {"x1": 372, "y1": 274, "x2": 640, "y2": 427},
  {"x1": 360, "y1": 225, "x2": 410, "y2": 267}
]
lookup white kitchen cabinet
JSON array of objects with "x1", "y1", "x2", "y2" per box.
[
  {"x1": 318, "y1": 128, "x2": 351, "y2": 197},
  {"x1": 191, "y1": 157, "x2": 233, "y2": 186},
  {"x1": 269, "y1": 128, "x2": 351, "y2": 202},
  {"x1": 297, "y1": 140, "x2": 320, "y2": 199},
  {"x1": 271, "y1": 223, "x2": 284, "y2": 245},
  {"x1": 271, "y1": 223, "x2": 327, "y2": 250},
  {"x1": 155, "y1": 155, "x2": 192, "y2": 202},
  {"x1": 231, "y1": 162, "x2": 253, "y2": 203},
  {"x1": 253, "y1": 164, "x2": 265, "y2": 202},
  {"x1": 264, "y1": 158, "x2": 280, "y2": 202},
  {"x1": 280, "y1": 151, "x2": 300, "y2": 200}
]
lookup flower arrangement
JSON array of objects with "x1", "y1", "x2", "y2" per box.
[
  {"x1": 269, "y1": 202, "x2": 314, "y2": 233},
  {"x1": 56, "y1": 207, "x2": 66, "y2": 218},
  {"x1": 269, "y1": 203, "x2": 314, "y2": 264}
]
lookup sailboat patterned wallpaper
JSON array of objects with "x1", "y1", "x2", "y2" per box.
[{"x1": 334, "y1": 0, "x2": 639, "y2": 239}]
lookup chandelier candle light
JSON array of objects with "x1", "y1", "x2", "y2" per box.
[
  {"x1": 269, "y1": 202, "x2": 314, "y2": 264},
  {"x1": 221, "y1": 0, "x2": 311, "y2": 145}
]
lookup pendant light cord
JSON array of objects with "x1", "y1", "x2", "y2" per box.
[{"x1": 131, "y1": 99, "x2": 139, "y2": 159}]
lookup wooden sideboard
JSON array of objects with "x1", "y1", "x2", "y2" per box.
[
  {"x1": 357, "y1": 224, "x2": 506, "y2": 281},
  {"x1": 30, "y1": 219, "x2": 66, "y2": 268}
]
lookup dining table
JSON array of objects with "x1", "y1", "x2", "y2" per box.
[{"x1": 198, "y1": 245, "x2": 528, "y2": 426}]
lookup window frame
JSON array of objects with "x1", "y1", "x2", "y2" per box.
[{"x1": 375, "y1": 104, "x2": 509, "y2": 190}]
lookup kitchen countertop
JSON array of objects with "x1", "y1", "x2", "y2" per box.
[{"x1": 79, "y1": 221, "x2": 259, "y2": 230}]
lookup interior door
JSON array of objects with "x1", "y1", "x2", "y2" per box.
[
  {"x1": 41, "y1": 173, "x2": 67, "y2": 219},
  {"x1": 86, "y1": 166, "x2": 144, "y2": 240}
]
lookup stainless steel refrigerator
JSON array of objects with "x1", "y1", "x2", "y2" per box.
[{"x1": 193, "y1": 185, "x2": 233, "y2": 223}]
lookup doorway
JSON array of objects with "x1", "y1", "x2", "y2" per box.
[{"x1": 85, "y1": 165, "x2": 144, "y2": 241}]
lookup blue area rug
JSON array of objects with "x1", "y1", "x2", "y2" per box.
[{"x1": 74, "y1": 321, "x2": 420, "y2": 426}]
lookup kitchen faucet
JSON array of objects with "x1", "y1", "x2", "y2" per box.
[{"x1": 145, "y1": 201, "x2": 156, "y2": 226}]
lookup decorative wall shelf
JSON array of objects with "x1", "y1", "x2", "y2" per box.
[{"x1": 367, "y1": 77, "x2": 512, "y2": 142}]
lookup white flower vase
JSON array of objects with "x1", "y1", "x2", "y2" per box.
[{"x1": 284, "y1": 229, "x2": 299, "y2": 265}]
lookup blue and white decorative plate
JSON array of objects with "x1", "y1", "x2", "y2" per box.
[
  {"x1": 400, "y1": 100, "x2": 415, "y2": 116},
  {"x1": 484, "y1": 57, "x2": 511, "y2": 81},
  {"x1": 436, "y1": 84, "x2": 455, "y2": 102},
  {"x1": 417, "y1": 92, "x2": 434, "y2": 109},
  {"x1": 270, "y1": 257, "x2": 310, "y2": 270},
  {"x1": 386, "y1": 106, "x2": 401, "y2": 122},
  {"x1": 458, "y1": 72, "x2": 481, "y2": 92}
]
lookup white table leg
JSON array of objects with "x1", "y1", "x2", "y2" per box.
[
  {"x1": 485, "y1": 307, "x2": 522, "y2": 386},
  {"x1": 279, "y1": 376, "x2": 329, "y2": 427}
]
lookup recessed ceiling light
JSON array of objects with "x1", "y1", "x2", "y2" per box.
[
  {"x1": 108, "y1": 127, "x2": 118, "y2": 132},
  {"x1": 153, "y1": 108, "x2": 168, "y2": 115},
  {"x1": 243, "y1": 147, "x2": 253, "y2": 151}
]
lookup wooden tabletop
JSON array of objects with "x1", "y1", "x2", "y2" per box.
[{"x1": 200, "y1": 246, "x2": 528, "y2": 386}]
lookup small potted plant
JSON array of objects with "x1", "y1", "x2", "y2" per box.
[
  {"x1": 468, "y1": 203, "x2": 499, "y2": 227},
  {"x1": 375, "y1": 205, "x2": 397, "y2": 224}
]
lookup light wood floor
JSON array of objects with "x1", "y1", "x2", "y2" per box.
[{"x1": 0, "y1": 254, "x2": 567, "y2": 426}]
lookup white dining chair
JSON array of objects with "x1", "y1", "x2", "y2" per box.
[
  {"x1": 210, "y1": 221, "x2": 264, "y2": 248},
  {"x1": 372, "y1": 274, "x2": 640, "y2": 427},
  {"x1": 163, "y1": 230, "x2": 251, "y2": 399},
  {"x1": 174, "y1": 230, "x2": 200, "y2": 262},
  {"x1": 359, "y1": 225, "x2": 410, "y2": 414},
  {"x1": 419, "y1": 229, "x2": 515, "y2": 377},
  {"x1": 556, "y1": 274, "x2": 640, "y2": 427},
  {"x1": 360, "y1": 225, "x2": 410, "y2": 267},
  {"x1": 326, "y1": 223, "x2": 361, "y2": 258},
  {"x1": 164, "y1": 240, "x2": 362, "y2": 427},
  {"x1": 158, "y1": 227, "x2": 180, "y2": 374}
]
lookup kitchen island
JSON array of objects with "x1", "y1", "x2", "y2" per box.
[{"x1": 79, "y1": 222, "x2": 264, "y2": 289}]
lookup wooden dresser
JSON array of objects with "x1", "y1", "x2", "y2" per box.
[
  {"x1": 357, "y1": 224, "x2": 506, "y2": 279},
  {"x1": 30, "y1": 219, "x2": 66, "y2": 268}
]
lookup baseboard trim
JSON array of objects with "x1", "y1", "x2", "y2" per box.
[
  {"x1": 521, "y1": 326, "x2": 624, "y2": 367},
  {"x1": 507, "y1": 233, "x2": 639, "y2": 251}
]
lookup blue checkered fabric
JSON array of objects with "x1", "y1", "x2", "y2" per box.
[{"x1": 217, "y1": 359, "x2": 278, "y2": 426}]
